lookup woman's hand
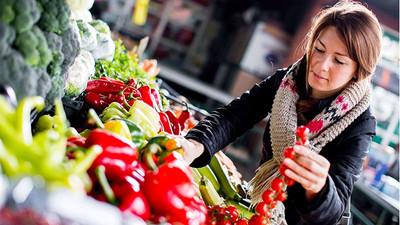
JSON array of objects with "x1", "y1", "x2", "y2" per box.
[
  {"x1": 169, "y1": 135, "x2": 205, "y2": 165},
  {"x1": 282, "y1": 144, "x2": 330, "y2": 200}
]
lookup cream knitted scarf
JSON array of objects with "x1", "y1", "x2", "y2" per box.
[{"x1": 248, "y1": 60, "x2": 371, "y2": 224}]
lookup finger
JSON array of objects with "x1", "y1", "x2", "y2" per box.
[
  {"x1": 293, "y1": 145, "x2": 330, "y2": 168},
  {"x1": 283, "y1": 160, "x2": 316, "y2": 190},
  {"x1": 283, "y1": 158, "x2": 319, "y2": 185},
  {"x1": 294, "y1": 156, "x2": 326, "y2": 178}
]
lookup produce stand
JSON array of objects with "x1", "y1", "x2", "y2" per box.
[{"x1": 0, "y1": 1, "x2": 303, "y2": 224}]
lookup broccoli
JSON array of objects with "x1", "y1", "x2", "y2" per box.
[
  {"x1": 14, "y1": 26, "x2": 53, "y2": 68},
  {"x1": 44, "y1": 31, "x2": 64, "y2": 77},
  {"x1": 45, "y1": 75, "x2": 65, "y2": 111},
  {"x1": 11, "y1": 0, "x2": 41, "y2": 33},
  {"x1": 14, "y1": 30, "x2": 40, "y2": 66},
  {"x1": 32, "y1": 26, "x2": 53, "y2": 68},
  {"x1": 60, "y1": 25, "x2": 80, "y2": 77},
  {"x1": 0, "y1": 21, "x2": 16, "y2": 57},
  {"x1": 35, "y1": 67, "x2": 52, "y2": 99},
  {"x1": 0, "y1": 50, "x2": 41, "y2": 101},
  {"x1": 37, "y1": 0, "x2": 71, "y2": 34},
  {"x1": 0, "y1": 1, "x2": 15, "y2": 24}
]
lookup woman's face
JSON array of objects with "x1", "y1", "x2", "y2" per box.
[{"x1": 308, "y1": 26, "x2": 357, "y2": 99}]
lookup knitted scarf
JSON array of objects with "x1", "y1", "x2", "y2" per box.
[{"x1": 248, "y1": 60, "x2": 371, "y2": 224}]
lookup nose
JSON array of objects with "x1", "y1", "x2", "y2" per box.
[{"x1": 319, "y1": 56, "x2": 331, "y2": 72}]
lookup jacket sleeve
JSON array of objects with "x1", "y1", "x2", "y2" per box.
[
  {"x1": 186, "y1": 69, "x2": 287, "y2": 167},
  {"x1": 288, "y1": 108, "x2": 376, "y2": 225}
]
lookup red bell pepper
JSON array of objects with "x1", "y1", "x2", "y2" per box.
[
  {"x1": 141, "y1": 143, "x2": 207, "y2": 224},
  {"x1": 93, "y1": 165, "x2": 150, "y2": 220},
  {"x1": 88, "y1": 157, "x2": 145, "y2": 185},
  {"x1": 165, "y1": 110, "x2": 181, "y2": 135},
  {"x1": 85, "y1": 129, "x2": 138, "y2": 167}
]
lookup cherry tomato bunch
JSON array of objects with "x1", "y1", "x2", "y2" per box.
[
  {"x1": 206, "y1": 205, "x2": 247, "y2": 225},
  {"x1": 248, "y1": 126, "x2": 310, "y2": 225}
]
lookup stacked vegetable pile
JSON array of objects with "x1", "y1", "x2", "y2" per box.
[{"x1": 0, "y1": 0, "x2": 79, "y2": 109}]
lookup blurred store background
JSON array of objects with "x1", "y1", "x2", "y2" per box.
[{"x1": 90, "y1": 0, "x2": 399, "y2": 224}]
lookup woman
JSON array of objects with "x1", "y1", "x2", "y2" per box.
[{"x1": 178, "y1": 1, "x2": 382, "y2": 224}]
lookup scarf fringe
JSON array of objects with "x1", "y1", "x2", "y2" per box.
[{"x1": 248, "y1": 158, "x2": 281, "y2": 206}]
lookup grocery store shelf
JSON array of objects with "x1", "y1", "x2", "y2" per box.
[{"x1": 158, "y1": 63, "x2": 235, "y2": 105}]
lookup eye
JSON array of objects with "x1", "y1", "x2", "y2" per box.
[
  {"x1": 335, "y1": 58, "x2": 344, "y2": 65},
  {"x1": 315, "y1": 46, "x2": 323, "y2": 53}
]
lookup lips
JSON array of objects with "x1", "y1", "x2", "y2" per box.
[{"x1": 312, "y1": 72, "x2": 328, "y2": 81}]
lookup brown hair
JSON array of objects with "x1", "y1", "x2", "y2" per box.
[{"x1": 297, "y1": 0, "x2": 382, "y2": 123}]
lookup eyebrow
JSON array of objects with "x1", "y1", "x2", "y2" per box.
[{"x1": 317, "y1": 38, "x2": 348, "y2": 57}]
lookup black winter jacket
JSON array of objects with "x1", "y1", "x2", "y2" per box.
[{"x1": 186, "y1": 57, "x2": 376, "y2": 225}]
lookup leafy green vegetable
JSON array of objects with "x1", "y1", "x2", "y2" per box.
[{"x1": 94, "y1": 40, "x2": 153, "y2": 84}]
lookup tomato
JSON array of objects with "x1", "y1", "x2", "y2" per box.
[
  {"x1": 269, "y1": 200, "x2": 277, "y2": 209},
  {"x1": 255, "y1": 202, "x2": 268, "y2": 216},
  {"x1": 261, "y1": 190, "x2": 276, "y2": 204},
  {"x1": 296, "y1": 139, "x2": 310, "y2": 147},
  {"x1": 264, "y1": 210, "x2": 272, "y2": 219},
  {"x1": 283, "y1": 147, "x2": 295, "y2": 159},
  {"x1": 276, "y1": 190, "x2": 287, "y2": 201},
  {"x1": 248, "y1": 215, "x2": 269, "y2": 225},
  {"x1": 284, "y1": 177, "x2": 295, "y2": 186},
  {"x1": 207, "y1": 218, "x2": 217, "y2": 225},
  {"x1": 295, "y1": 126, "x2": 310, "y2": 139},
  {"x1": 271, "y1": 178, "x2": 284, "y2": 191},
  {"x1": 237, "y1": 218, "x2": 248, "y2": 225},
  {"x1": 279, "y1": 164, "x2": 289, "y2": 176},
  {"x1": 226, "y1": 205, "x2": 239, "y2": 222},
  {"x1": 217, "y1": 220, "x2": 232, "y2": 225}
]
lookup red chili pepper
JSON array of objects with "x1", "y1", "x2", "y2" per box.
[
  {"x1": 150, "y1": 88, "x2": 162, "y2": 110},
  {"x1": 86, "y1": 79, "x2": 136, "y2": 95},
  {"x1": 126, "y1": 78, "x2": 136, "y2": 86},
  {"x1": 178, "y1": 101, "x2": 191, "y2": 130},
  {"x1": 158, "y1": 112, "x2": 173, "y2": 134},
  {"x1": 165, "y1": 110, "x2": 181, "y2": 135},
  {"x1": 85, "y1": 92, "x2": 109, "y2": 111},
  {"x1": 126, "y1": 89, "x2": 141, "y2": 101},
  {"x1": 102, "y1": 93, "x2": 125, "y2": 105},
  {"x1": 85, "y1": 129, "x2": 138, "y2": 166},
  {"x1": 100, "y1": 77, "x2": 125, "y2": 84},
  {"x1": 138, "y1": 85, "x2": 159, "y2": 111},
  {"x1": 141, "y1": 143, "x2": 207, "y2": 224}
]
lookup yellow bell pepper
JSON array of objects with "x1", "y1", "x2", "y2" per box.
[{"x1": 104, "y1": 120, "x2": 132, "y2": 141}]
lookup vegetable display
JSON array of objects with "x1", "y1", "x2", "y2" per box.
[{"x1": 0, "y1": 2, "x2": 312, "y2": 224}]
